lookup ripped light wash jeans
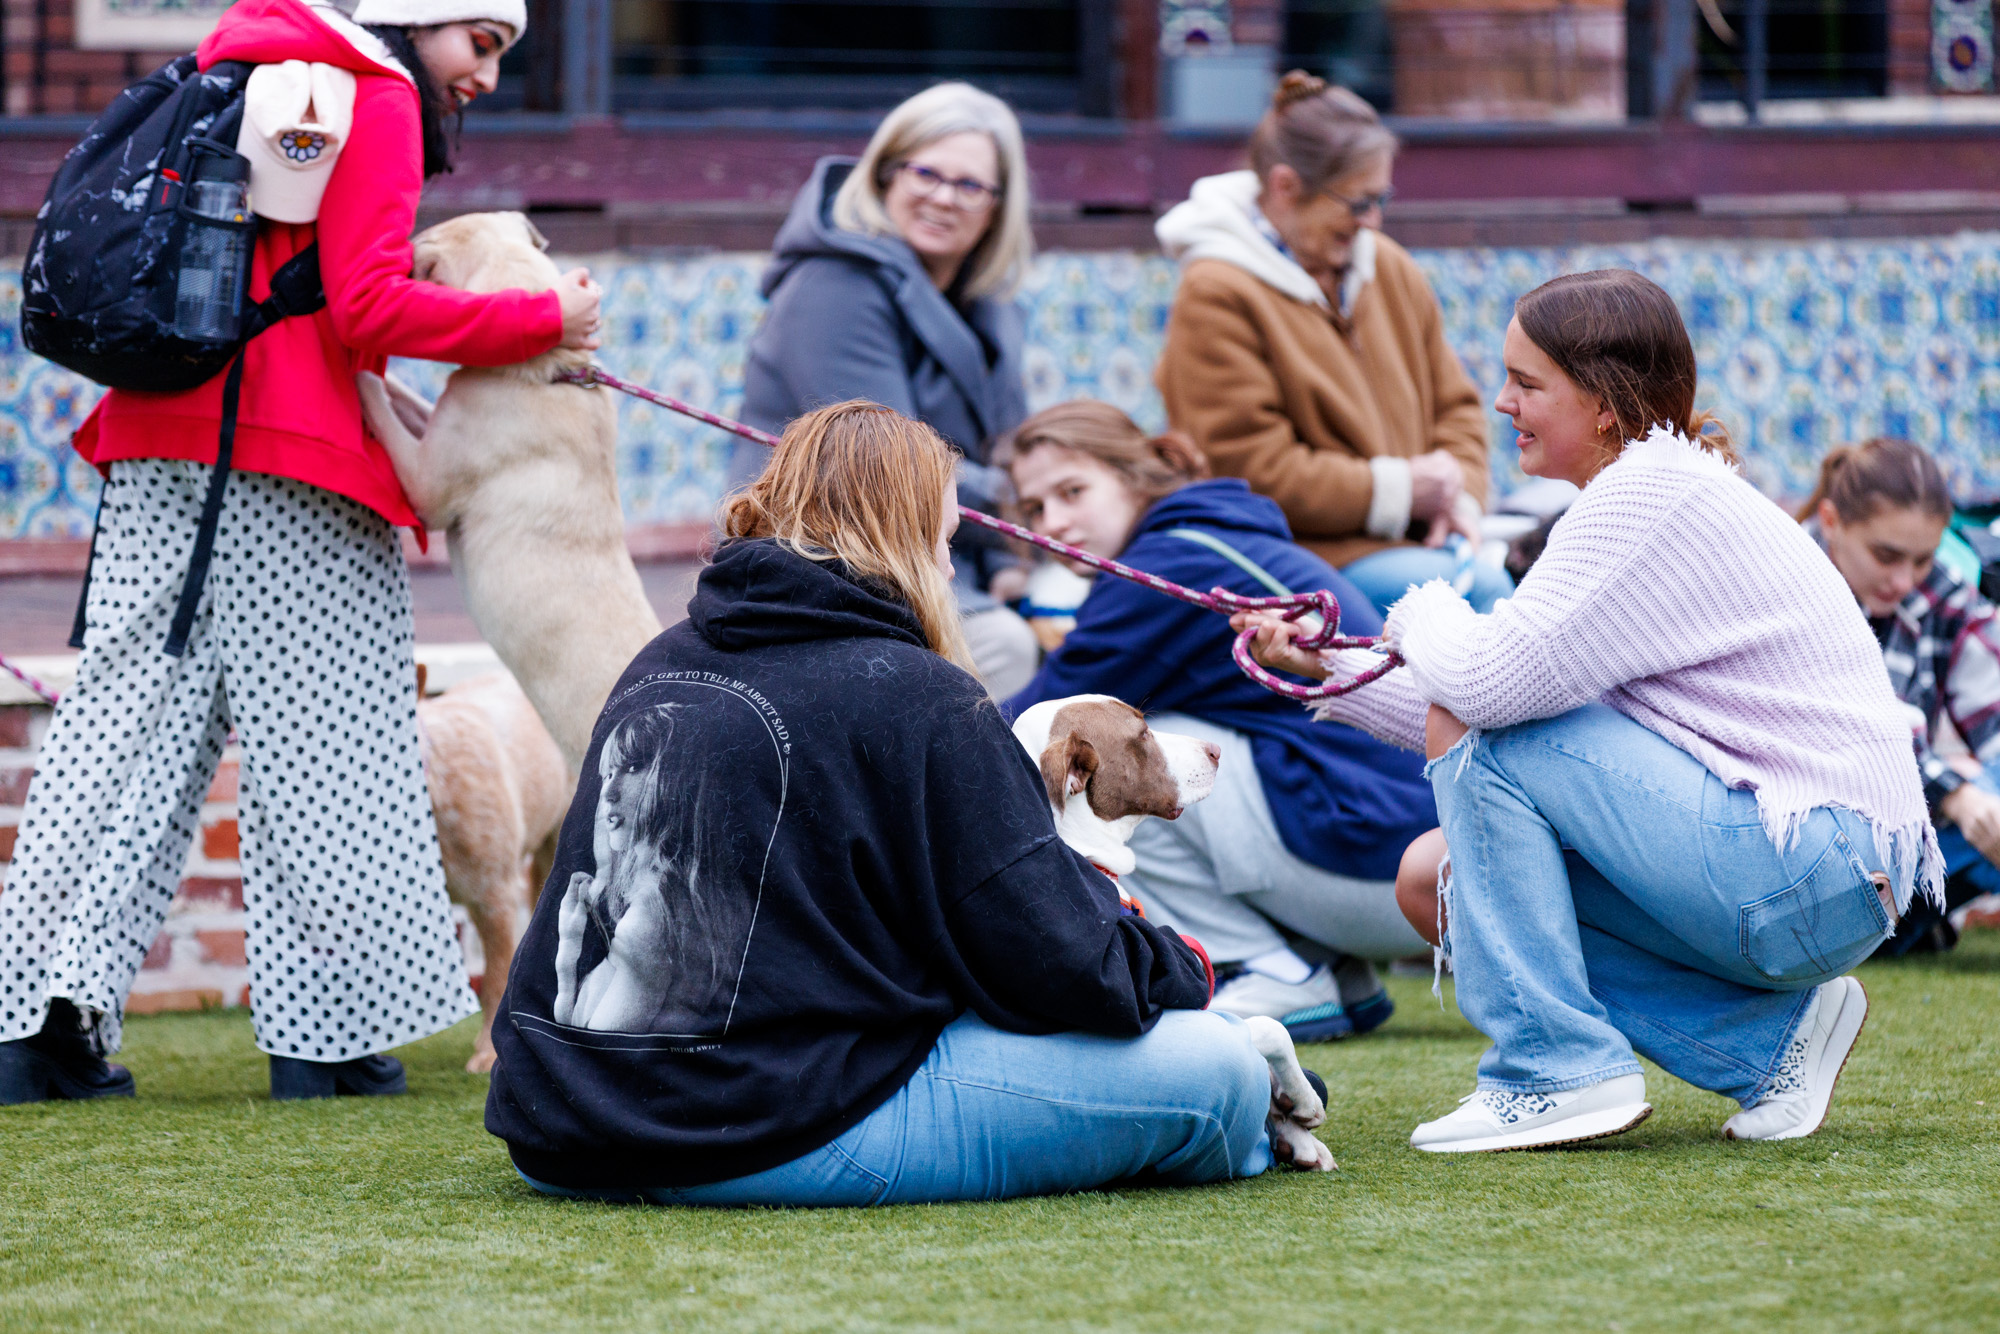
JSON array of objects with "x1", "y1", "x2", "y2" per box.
[
  {"x1": 1430, "y1": 703, "x2": 1896, "y2": 1106},
  {"x1": 517, "y1": 1009, "x2": 1273, "y2": 1207}
]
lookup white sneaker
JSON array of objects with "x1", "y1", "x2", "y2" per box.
[
  {"x1": 1722, "y1": 976, "x2": 1868, "y2": 1142},
  {"x1": 1410, "y1": 1073, "x2": 1651, "y2": 1153},
  {"x1": 1212, "y1": 965, "x2": 1352, "y2": 1040}
]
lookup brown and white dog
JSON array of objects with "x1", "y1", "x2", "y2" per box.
[
  {"x1": 358, "y1": 212, "x2": 663, "y2": 772},
  {"x1": 1011, "y1": 695, "x2": 1336, "y2": 1171}
]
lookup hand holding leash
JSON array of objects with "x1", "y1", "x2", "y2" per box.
[
  {"x1": 1217, "y1": 599, "x2": 1403, "y2": 702},
  {"x1": 1232, "y1": 611, "x2": 1328, "y2": 681}
]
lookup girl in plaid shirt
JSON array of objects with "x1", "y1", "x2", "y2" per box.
[{"x1": 1805, "y1": 437, "x2": 2000, "y2": 952}]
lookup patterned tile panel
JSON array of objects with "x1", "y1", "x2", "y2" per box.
[{"x1": 4, "y1": 231, "x2": 1999, "y2": 537}]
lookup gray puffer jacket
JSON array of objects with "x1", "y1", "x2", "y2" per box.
[{"x1": 741, "y1": 157, "x2": 1027, "y2": 605}]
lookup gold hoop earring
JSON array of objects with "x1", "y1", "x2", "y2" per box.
[{"x1": 1596, "y1": 421, "x2": 1611, "y2": 436}]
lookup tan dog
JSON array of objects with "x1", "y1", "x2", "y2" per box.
[
  {"x1": 358, "y1": 212, "x2": 663, "y2": 771},
  {"x1": 1011, "y1": 696, "x2": 1336, "y2": 1171},
  {"x1": 417, "y1": 671, "x2": 569, "y2": 1072}
]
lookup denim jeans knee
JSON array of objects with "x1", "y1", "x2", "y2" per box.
[{"x1": 1422, "y1": 725, "x2": 1480, "y2": 784}]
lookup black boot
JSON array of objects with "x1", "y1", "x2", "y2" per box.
[
  {"x1": 0, "y1": 998, "x2": 136, "y2": 1105},
  {"x1": 269, "y1": 1053, "x2": 407, "y2": 1101}
]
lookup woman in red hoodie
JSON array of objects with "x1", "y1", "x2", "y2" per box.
[{"x1": 0, "y1": 0, "x2": 601, "y2": 1104}]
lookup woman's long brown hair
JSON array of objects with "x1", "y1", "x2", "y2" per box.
[
  {"x1": 1794, "y1": 437, "x2": 1954, "y2": 525},
  {"x1": 993, "y1": 400, "x2": 1210, "y2": 517},
  {"x1": 1515, "y1": 269, "x2": 1737, "y2": 470},
  {"x1": 721, "y1": 401, "x2": 975, "y2": 673}
]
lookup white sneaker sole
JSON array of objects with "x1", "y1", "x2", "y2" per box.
[
  {"x1": 1413, "y1": 1101, "x2": 1654, "y2": 1154},
  {"x1": 1725, "y1": 976, "x2": 1869, "y2": 1142}
]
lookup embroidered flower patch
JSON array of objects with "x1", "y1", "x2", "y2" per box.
[{"x1": 279, "y1": 130, "x2": 327, "y2": 163}]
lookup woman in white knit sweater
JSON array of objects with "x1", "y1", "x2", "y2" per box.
[{"x1": 1239, "y1": 270, "x2": 1935, "y2": 1153}]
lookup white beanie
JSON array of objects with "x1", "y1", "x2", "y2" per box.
[{"x1": 349, "y1": 0, "x2": 527, "y2": 43}]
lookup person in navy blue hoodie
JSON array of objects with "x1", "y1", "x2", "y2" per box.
[
  {"x1": 1002, "y1": 402, "x2": 1437, "y2": 1041},
  {"x1": 486, "y1": 401, "x2": 1286, "y2": 1205}
]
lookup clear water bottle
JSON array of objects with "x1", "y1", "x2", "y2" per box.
[{"x1": 174, "y1": 154, "x2": 252, "y2": 343}]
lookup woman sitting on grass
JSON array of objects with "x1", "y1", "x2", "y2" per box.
[
  {"x1": 487, "y1": 401, "x2": 1286, "y2": 1205},
  {"x1": 998, "y1": 401, "x2": 1436, "y2": 1041},
  {"x1": 1239, "y1": 269, "x2": 1933, "y2": 1152},
  {"x1": 1802, "y1": 437, "x2": 2000, "y2": 954}
]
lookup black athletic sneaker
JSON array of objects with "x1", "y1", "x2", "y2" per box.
[
  {"x1": 1332, "y1": 955, "x2": 1397, "y2": 1035},
  {"x1": 0, "y1": 998, "x2": 137, "y2": 1105},
  {"x1": 269, "y1": 1053, "x2": 408, "y2": 1101}
]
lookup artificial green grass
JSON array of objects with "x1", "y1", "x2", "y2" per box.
[{"x1": 5, "y1": 938, "x2": 1999, "y2": 1333}]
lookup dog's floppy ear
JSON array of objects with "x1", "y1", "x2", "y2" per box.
[
  {"x1": 410, "y1": 242, "x2": 440, "y2": 284},
  {"x1": 522, "y1": 216, "x2": 550, "y2": 252},
  {"x1": 1039, "y1": 734, "x2": 1098, "y2": 810}
]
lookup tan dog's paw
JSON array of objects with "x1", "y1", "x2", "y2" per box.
[
  {"x1": 1270, "y1": 1117, "x2": 1337, "y2": 1172},
  {"x1": 356, "y1": 371, "x2": 402, "y2": 439},
  {"x1": 357, "y1": 371, "x2": 438, "y2": 526},
  {"x1": 380, "y1": 370, "x2": 436, "y2": 438},
  {"x1": 1244, "y1": 1015, "x2": 1327, "y2": 1129}
]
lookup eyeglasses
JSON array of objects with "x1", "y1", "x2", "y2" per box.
[
  {"x1": 1322, "y1": 185, "x2": 1395, "y2": 217},
  {"x1": 893, "y1": 162, "x2": 1001, "y2": 213}
]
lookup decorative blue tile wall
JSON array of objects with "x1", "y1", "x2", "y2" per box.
[{"x1": 4, "y1": 231, "x2": 1998, "y2": 538}]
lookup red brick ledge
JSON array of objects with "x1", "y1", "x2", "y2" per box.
[{"x1": 0, "y1": 539, "x2": 90, "y2": 576}]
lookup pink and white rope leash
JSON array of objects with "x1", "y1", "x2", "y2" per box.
[
  {"x1": 0, "y1": 653, "x2": 63, "y2": 706},
  {"x1": 558, "y1": 365, "x2": 1403, "y2": 701}
]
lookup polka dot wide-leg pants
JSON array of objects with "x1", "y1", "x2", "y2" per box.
[{"x1": 0, "y1": 459, "x2": 475, "y2": 1060}]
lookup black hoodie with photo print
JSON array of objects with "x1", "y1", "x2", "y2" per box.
[{"x1": 485, "y1": 538, "x2": 1213, "y2": 1190}]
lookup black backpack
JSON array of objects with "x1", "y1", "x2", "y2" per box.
[{"x1": 21, "y1": 54, "x2": 329, "y2": 656}]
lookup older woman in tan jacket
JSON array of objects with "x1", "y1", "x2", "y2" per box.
[{"x1": 1155, "y1": 72, "x2": 1511, "y2": 613}]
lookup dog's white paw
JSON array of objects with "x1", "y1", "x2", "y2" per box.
[
  {"x1": 1244, "y1": 1014, "x2": 1326, "y2": 1129},
  {"x1": 1270, "y1": 1116, "x2": 1336, "y2": 1172}
]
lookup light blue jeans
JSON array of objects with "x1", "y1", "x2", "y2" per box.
[
  {"x1": 1342, "y1": 544, "x2": 1514, "y2": 616},
  {"x1": 1937, "y1": 771, "x2": 2000, "y2": 895},
  {"x1": 1431, "y1": 704, "x2": 1896, "y2": 1106},
  {"x1": 517, "y1": 1009, "x2": 1273, "y2": 1207}
]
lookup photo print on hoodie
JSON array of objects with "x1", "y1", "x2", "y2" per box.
[{"x1": 544, "y1": 671, "x2": 785, "y2": 1043}]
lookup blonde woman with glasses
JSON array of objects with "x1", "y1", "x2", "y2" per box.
[{"x1": 742, "y1": 82, "x2": 1041, "y2": 697}]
